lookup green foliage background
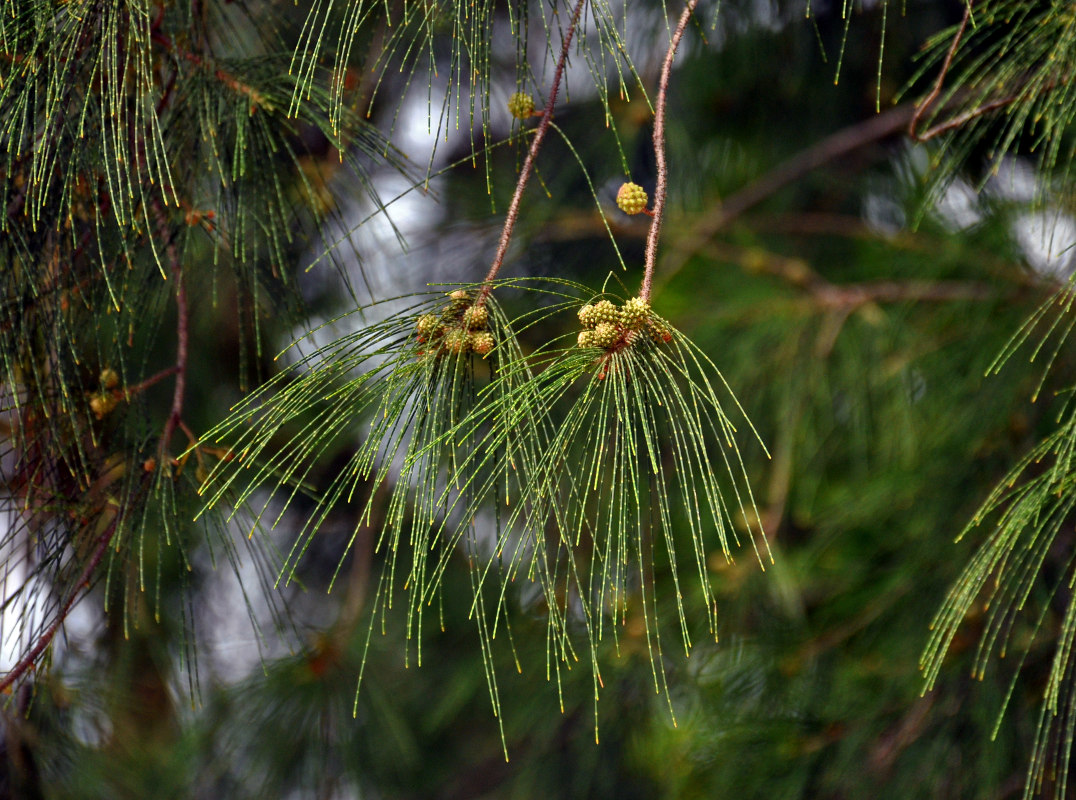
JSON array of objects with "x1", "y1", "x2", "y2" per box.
[{"x1": 5, "y1": 0, "x2": 1076, "y2": 797}]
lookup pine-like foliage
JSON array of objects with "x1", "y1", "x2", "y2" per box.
[
  {"x1": 197, "y1": 287, "x2": 540, "y2": 727},
  {"x1": 908, "y1": 2, "x2": 1076, "y2": 192},
  {"x1": 186, "y1": 0, "x2": 780, "y2": 740},
  {"x1": 907, "y1": 5, "x2": 1076, "y2": 798},
  {"x1": 11, "y1": 0, "x2": 1076, "y2": 797},
  {"x1": 922, "y1": 284, "x2": 1076, "y2": 800},
  {"x1": 429, "y1": 285, "x2": 769, "y2": 693},
  {"x1": 0, "y1": 0, "x2": 395, "y2": 688}
]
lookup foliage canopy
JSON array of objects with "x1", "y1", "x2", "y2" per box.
[{"x1": 8, "y1": 0, "x2": 1076, "y2": 797}]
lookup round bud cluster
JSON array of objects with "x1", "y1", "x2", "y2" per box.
[
  {"x1": 507, "y1": 91, "x2": 536, "y2": 120},
  {"x1": 443, "y1": 289, "x2": 472, "y2": 318},
  {"x1": 591, "y1": 300, "x2": 620, "y2": 326},
  {"x1": 576, "y1": 295, "x2": 668, "y2": 351},
  {"x1": 442, "y1": 328, "x2": 471, "y2": 355},
  {"x1": 99, "y1": 367, "x2": 120, "y2": 390},
  {"x1": 577, "y1": 304, "x2": 597, "y2": 328},
  {"x1": 577, "y1": 298, "x2": 623, "y2": 351},
  {"x1": 89, "y1": 392, "x2": 117, "y2": 420},
  {"x1": 416, "y1": 314, "x2": 439, "y2": 341},
  {"x1": 462, "y1": 304, "x2": 489, "y2": 330},
  {"x1": 415, "y1": 290, "x2": 497, "y2": 359},
  {"x1": 616, "y1": 182, "x2": 648, "y2": 215}
]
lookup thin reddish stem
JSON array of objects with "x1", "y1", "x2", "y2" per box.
[
  {"x1": 0, "y1": 515, "x2": 119, "y2": 693},
  {"x1": 909, "y1": 3, "x2": 971, "y2": 141},
  {"x1": 914, "y1": 93, "x2": 1022, "y2": 142},
  {"x1": 641, "y1": 0, "x2": 697, "y2": 303},
  {"x1": 152, "y1": 201, "x2": 189, "y2": 458},
  {"x1": 161, "y1": 271, "x2": 188, "y2": 450},
  {"x1": 481, "y1": 0, "x2": 588, "y2": 294},
  {"x1": 120, "y1": 365, "x2": 180, "y2": 399}
]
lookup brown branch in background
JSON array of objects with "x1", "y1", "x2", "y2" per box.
[
  {"x1": 353, "y1": 1, "x2": 400, "y2": 118},
  {"x1": 640, "y1": 0, "x2": 697, "y2": 303},
  {"x1": 705, "y1": 241, "x2": 997, "y2": 308},
  {"x1": 4, "y1": 178, "x2": 28, "y2": 222},
  {"x1": 662, "y1": 102, "x2": 916, "y2": 281},
  {"x1": 480, "y1": 0, "x2": 588, "y2": 293},
  {"x1": 869, "y1": 694, "x2": 937, "y2": 776},
  {"x1": 151, "y1": 31, "x2": 270, "y2": 111},
  {"x1": 336, "y1": 483, "x2": 390, "y2": 633},
  {"x1": 812, "y1": 279, "x2": 996, "y2": 307},
  {"x1": 720, "y1": 104, "x2": 915, "y2": 226}
]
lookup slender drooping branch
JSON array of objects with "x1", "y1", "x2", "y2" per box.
[
  {"x1": 481, "y1": 0, "x2": 588, "y2": 292},
  {"x1": 705, "y1": 240, "x2": 998, "y2": 306},
  {"x1": 0, "y1": 514, "x2": 121, "y2": 694},
  {"x1": 640, "y1": 0, "x2": 697, "y2": 303}
]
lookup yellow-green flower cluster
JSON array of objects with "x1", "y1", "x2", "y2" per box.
[
  {"x1": 507, "y1": 92, "x2": 536, "y2": 120},
  {"x1": 577, "y1": 296, "x2": 669, "y2": 350},
  {"x1": 415, "y1": 290, "x2": 496, "y2": 358},
  {"x1": 616, "y1": 182, "x2": 648, "y2": 215}
]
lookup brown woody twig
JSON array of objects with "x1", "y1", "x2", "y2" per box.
[{"x1": 905, "y1": 2, "x2": 1062, "y2": 142}]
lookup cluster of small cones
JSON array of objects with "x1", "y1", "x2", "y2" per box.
[
  {"x1": 576, "y1": 297, "x2": 671, "y2": 351},
  {"x1": 415, "y1": 290, "x2": 496, "y2": 358}
]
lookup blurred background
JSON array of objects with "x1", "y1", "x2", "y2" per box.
[{"x1": 6, "y1": 0, "x2": 1076, "y2": 797}]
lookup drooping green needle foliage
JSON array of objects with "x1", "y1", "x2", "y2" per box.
[
  {"x1": 16, "y1": 0, "x2": 1076, "y2": 794},
  {"x1": 287, "y1": 0, "x2": 645, "y2": 189},
  {"x1": 921, "y1": 283, "x2": 1076, "y2": 800},
  {"x1": 197, "y1": 275, "x2": 769, "y2": 726},
  {"x1": 196, "y1": 285, "x2": 552, "y2": 719},
  {"x1": 904, "y1": 6, "x2": 1076, "y2": 796},
  {"x1": 924, "y1": 403, "x2": 1076, "y2": 799},
  {"x1": 419, "y1": 282, "x2": 770, "y2": 712}
]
